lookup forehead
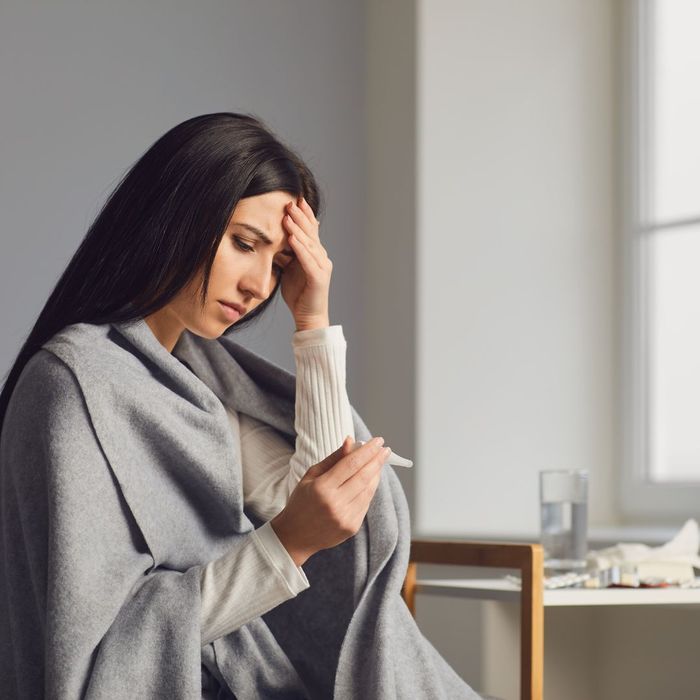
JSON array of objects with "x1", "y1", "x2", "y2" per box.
[
  {"x1": 232, "y1": 191, "x2": 296, "y2": 224},
  {"x1": 229, "y1": 190, "x2": 297, "y2": 255}
]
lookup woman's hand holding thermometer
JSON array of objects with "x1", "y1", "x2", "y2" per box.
[{"x1": 270, "y1": 436, "x2": 412, "y2": 567}]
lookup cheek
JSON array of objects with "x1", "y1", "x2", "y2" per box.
[{"x1": 210, "y1": 244, "x2": 243, "y2": 283}]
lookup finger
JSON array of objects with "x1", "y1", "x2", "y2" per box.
[
  {"x1": 341, "y1": 446, "x2": 391, "y2": 502},
  {"x1": 341, "y1": 445, "x2": 389, "y2": 500},
  {"x1": 323, "y1": 435, "x2": 354, "y2": 461},
  {"x1": 319, "y1": 437, "x2": 385, "y2": 489},
  {"x1": 286, "y1": 218, "x2": 325, "y2": 272},
  {"x1": 287, "y1": 229, "x2": 323, "y2": 276},
  {"x1": 304, "y1": 436, "x2": 353, "y2": 479},
  {"x1": 292, "y1": 198, "x2": 319, "y2": 233},
  {"x1": 285, "y1": 204, "x2": 329, "y2": 265},
  {"x1": 288, "y1": 200, "x2": 321, "y2": 245},
  {"x1": 286, "y1": 204, "x2": 320, "y2": 245},
  {"x1": 298, "y1": 197, "x2": 321, "y2": 233},
  {"x1": 290, "y1": 230, "x2": 329, "y2": 273},
  {"x1": 348, "y1": 464, "x2": 383, "y2": 509}
]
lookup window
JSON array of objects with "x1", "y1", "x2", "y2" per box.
[{"x1": 622, "y1": 0, "x2": 700, "y2": 518}]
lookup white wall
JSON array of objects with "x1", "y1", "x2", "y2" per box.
[
  {"x1": 366, "y1": 2, "x2": 622, "y2": 693},
  {"x1": 415, "y1": 0, "x2": 620, "y2": 537}
]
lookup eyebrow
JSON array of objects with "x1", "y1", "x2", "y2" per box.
[{"x1": 233, "y1": 222, "x2": 294, "y2": 258}]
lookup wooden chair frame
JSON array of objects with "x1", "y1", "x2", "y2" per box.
[{"x1": 401, "y1": 539, "x2": 544, "y2": 700}]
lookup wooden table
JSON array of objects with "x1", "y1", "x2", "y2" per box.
[
  {"x1": 415, "y1": 577, "x2": 700, "y2": 607},
  {"x1": 414, "y1": 577, "x2": 700, "y2": 700}
]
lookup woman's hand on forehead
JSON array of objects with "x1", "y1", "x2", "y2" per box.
[{"x1": 280, "y1": 196, "x2": 332, "y2": 331}]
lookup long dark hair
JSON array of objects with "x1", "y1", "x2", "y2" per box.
[{"x1": 0, "y1": 112, "x2": 322, "y2": 431}]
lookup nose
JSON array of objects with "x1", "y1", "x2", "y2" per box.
[{"x1": 238, "y1": 257, "x2": 275, "y2": 302}]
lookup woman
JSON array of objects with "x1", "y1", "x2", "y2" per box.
[{"x1": 0, "y1": 113, "x2": 482, "y2": 699}]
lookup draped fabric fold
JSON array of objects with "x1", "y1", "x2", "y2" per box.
[{"x1": 0, "y1": 317, "x2": 481, "y2": 699}]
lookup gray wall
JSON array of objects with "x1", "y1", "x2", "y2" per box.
[
  {"x1": 0, "y1": 0, "x2": 369, "y2": 415},
  {"x1": 364, "y1": 0, "x2": 418, "y2": 523}
]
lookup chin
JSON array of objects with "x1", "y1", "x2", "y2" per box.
[{"x1": 185, "y1": 319, "x2": 228, "y2": 341}]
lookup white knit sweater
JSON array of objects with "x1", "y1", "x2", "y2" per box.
[{"x1": 199, "y1": 325, "x2": 355, "y2": 646}]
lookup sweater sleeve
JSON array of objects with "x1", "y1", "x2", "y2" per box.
[
  {"x1": 241, "y1": 323, "x2": 355, "y2": 520},
  {"x1": 199, "y1": 520, "x2": 309, "y2": 646},
  {"x1": 198, "y1": 325, "x2": 354, "y2": 646}
]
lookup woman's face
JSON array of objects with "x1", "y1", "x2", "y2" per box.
[{"x1": 145, "y1": 190, "x2": 296, "y2": 352}]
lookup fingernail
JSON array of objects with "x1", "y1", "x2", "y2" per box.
[{"x1": 373, "y1": 436, "x2": 385, "y2": 446}]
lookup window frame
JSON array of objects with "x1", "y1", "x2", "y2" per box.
[{"x1": 621, "y1": 0, "x2": 700, "y2": 520}]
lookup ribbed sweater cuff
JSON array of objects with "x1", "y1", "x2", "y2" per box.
[
  {"x1": 253, "y1": 520, "x2": 310, "y2": 593},
  {"x1": 292, "y1": 324, "x2": 345, "y2": 348},
  {"x1": 199, "y1": 524, "x2": 310, "y2": 647},
  {"x1": 290, "y1": 324, "x2": 354, "y2": 471}
]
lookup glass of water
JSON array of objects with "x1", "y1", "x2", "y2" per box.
[{"x1": 539, "y1": 470, "x2": 589, "y2": 572}]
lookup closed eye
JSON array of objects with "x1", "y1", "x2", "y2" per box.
[
  {"x1": 233, "y1": 236, "x2": 285, "y2": 275},
  {"x1": 233, "y1": 236, "x2": 254, "y2": 253}
]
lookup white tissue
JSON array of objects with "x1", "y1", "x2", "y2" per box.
[{"x1": 586, "y1": 518, "x2": 700, "y2": 569}]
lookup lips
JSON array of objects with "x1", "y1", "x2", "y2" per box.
[
  {"x1": 219, "y1": 300, "x2": 246, "y2": 315},
  {"x1": 218, "y1": 301, "x2": 245, "y2": 321}
]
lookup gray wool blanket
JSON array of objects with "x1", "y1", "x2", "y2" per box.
[{"x1": 0, "y1": 317, "x2": 482, "y2": 699}]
